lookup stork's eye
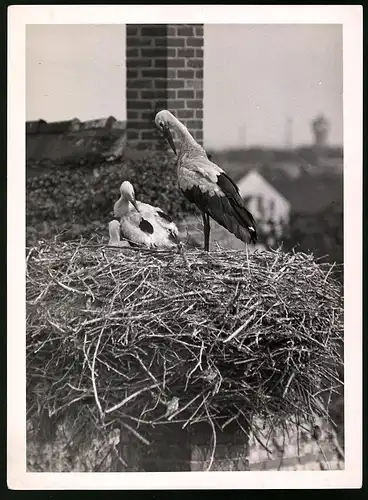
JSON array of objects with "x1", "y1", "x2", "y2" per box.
[{"x1": 159, "y1": 121, "x2": 164, "y2": 130}]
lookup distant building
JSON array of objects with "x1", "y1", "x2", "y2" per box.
[
  {"x1": 26, "y1": 119, "x2": 47, "y2": 135},
  {"x1": 112, "y1": 120, "x2": 127, "y2": 131},
  {"x1": 81, "y1": 116, "x2": 116, "y2": 130},
  {"x1": 231, "y1": 156, "x2": 342, "y2": 247},
  {"x1": 241, "y1": 164, "x2": 342, "y2": 217},
  {"x1": 312, "y1": 114, "x2": 329, "y2": 148},
  {"x1": 237, "y1": 169, "x2": 291, "y2": 244},
  {"x1": 26, "y1": 116, "x2": 127, "y2": 164},
  {"x1": 38, "y1": 118, "x2": 81, "y2": 134}
]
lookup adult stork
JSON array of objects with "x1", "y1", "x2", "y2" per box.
[
  {"x1": 113, "y1": 181, "x2": 180, "y2": 248},
  {"x1": 154, "y1": 110, "x2": 257, "y2": 251}
]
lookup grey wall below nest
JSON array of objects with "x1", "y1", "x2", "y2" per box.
[{"x1": 27, "y1": 415, "x2": 344, "y2": 472}]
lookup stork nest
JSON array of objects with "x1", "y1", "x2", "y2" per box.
[{"x1": 26, "y1": 240, "x2": 343, "y2": 460}]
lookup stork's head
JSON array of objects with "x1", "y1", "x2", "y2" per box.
[
  {"x1": 119, "y1": 181, "x2": 139, "y2": 212},
  {"x1": 154, "y1": 110, "x2": 177, "y2": 155}
]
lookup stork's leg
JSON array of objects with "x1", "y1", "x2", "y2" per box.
[
  {"x1": 202, "y1": 213, "x2": 208, "y2": 251},
  {"x1": 203, "y1": 213, "x2": 210, "y2": 252},
  {"x1": 206, "y1": 215, "x2": 211, "y2": 252}
]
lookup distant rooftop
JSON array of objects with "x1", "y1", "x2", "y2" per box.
[
  {"x1": 209, "y1": 150, "x2": 343, "y2": 216},
  {"x1": 26, "y1": 116, "x2": 126, "y2": 135},
  {"x1": 26, "y1": 116, "x2": 127, "y2": 162}
]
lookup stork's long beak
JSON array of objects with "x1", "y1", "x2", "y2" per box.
[
  {"x1": 131, "y1": 198, "x2": 140, "y2": 212},
  {"x1": 163, "y1": 125, "x2": 177, "y2": 155}
]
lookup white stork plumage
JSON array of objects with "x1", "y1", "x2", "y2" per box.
[
  {"x1": 154, "y1": 110, "x2": 258, "y2": 252},
  {"x1": 108, "y1": 220, "x2": 129, "y2": 247},
  {"x1": 113, "y1": 181, "x2": 180, "y2": 248}
]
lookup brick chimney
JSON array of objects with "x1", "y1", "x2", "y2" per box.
[{"x1": 126, "y1": 24, "x2": 204, "y2": 152}]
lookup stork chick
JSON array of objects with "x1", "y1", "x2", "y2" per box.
[
  {"x1": 108, "y1": 220, "x2": 129, "y2": 247},
  {"x1": 155, "y1": 110, "x2": 257, "y2": 252},
  {"x1": 113, "y1": 181, "x2": 180, "y2": 248}
]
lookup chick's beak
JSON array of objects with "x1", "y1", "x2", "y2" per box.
[{"x1": 163, "y1": 125, "x2": 177, "y2": 155}]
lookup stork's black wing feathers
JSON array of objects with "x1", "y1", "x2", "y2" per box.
[
  {"x1": 139, "y1": 218, "x2": 154, "y2": 234},
  {"x1": 179, "y1": 159, "x2": 257, "y2": 244},
  {"x1": 182, "y1": 185, "x2": 257, "y2": 245},
  {"x1": 156, "y1": 210, "x2": 180, "y2": 243},
  {"x1": 182, "y1": 169, "x2": 258, "y2": 244},
  {"x1": 216, "y1": 171, "x2": 241, "y2": 196},
  {"x1": 216, "y1": 172, "x2": 257, "y2": 243},
  {"x1": 157, "y1": 210, "x2": 173, "y2": 223}
]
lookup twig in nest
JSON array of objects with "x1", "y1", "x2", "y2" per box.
[
  {"x1": 183, "y1": 392, "x2": 211, "y2": 429},
  {"x1": 121, "y1": 422, "x2": 150, "y2": 446},
  {"x1": 317, "y1": 441, "x2": 331, "y2": 471},
  {"x1": 47, "y1": 268, "x2": 91, "y2": 297},
  {"x1": 324, "y1": 262, "x2": 336, "y2": 283},
  {"x1": 245, "y1": 243, "x2": 251, "y2": 274},
  {"x1": 105, "y1": 383, "x2": 161, "y2": 415},
  {"x1": 282, "y1": 370, "x2": 296, "y2": 398},
  {"x1": 111, "y1": 444, "x2": 128, "y2": 469},
  {"x1": 205, "y1": 402, "x2": 217, "y2": 472},
  {"x1": 221, "y1": 410, "x2": 241, "y2": 430},
  {"x1": 91, "y1": 325, "x2": 105, "y2": 421},
  {"x1": 49, "y1": 394, "x2": 90, "y2": 416},
  {"x1": 223, "y1": 311, "x2": 258, "y2": 344},
  {"x1": 186, "y1": 340, "x2": 205, "y2": 380}
]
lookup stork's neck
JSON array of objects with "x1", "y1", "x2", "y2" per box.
[
  {"x1": 114, "y1": 197, "x2": 131, "y2": 217},
  {"x1": 169, "y1": 116, "x2": 206, "y2": 159}
]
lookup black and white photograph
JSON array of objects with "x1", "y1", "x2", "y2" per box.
[{"x1": 7, "y1": 5, "x2": 362, "y2": 490}]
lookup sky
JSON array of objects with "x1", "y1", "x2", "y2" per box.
[{"x1": 26, "y1": 24, "x2": 343, "y2": 148}]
